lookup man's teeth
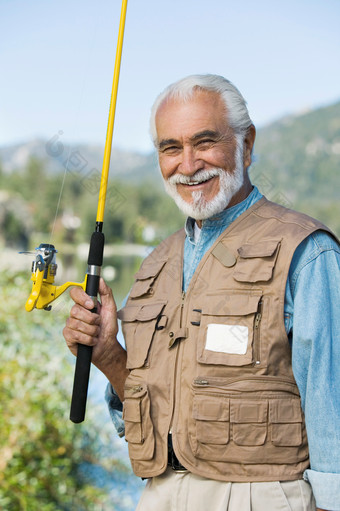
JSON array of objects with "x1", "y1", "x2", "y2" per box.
[{"x1": 186, "y1": 176, "x2": 214, "y2": 186}]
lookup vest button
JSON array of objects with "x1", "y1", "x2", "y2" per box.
[{"x1": 169, "y1": 332, "x2": 174, "y2": 338}]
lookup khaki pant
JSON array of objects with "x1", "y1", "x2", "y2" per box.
[{"x1": 136, "y1": 468, "x2": 316, "y2": 511}]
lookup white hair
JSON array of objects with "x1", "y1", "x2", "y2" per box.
[{"x1": 150, "y1": 74, "x2": 253, "y2": 146}]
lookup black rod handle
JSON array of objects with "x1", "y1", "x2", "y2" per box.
[
  {"x1": 70, "y1": 343, "x2": 93, "y2": 423},
  {"x1": 70, "y1": 230, "x2": 104, "y2": 423}
]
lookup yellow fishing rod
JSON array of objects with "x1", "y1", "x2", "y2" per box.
[
  {"x1": 24, "y1": 0, "x2": 129, "y2": 424},
  {"x1": 70, "y1": 0, "x2": 128, "y2": 424}
]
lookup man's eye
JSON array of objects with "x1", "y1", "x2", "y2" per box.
[
  {"x1": 197, "y1": 139, "x2": 214, "y2": 148},
  {"x1": 162, "y1": 146, "x2": 180, "y2": 154}
]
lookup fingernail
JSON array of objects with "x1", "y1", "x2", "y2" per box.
[{"x1": 85, "y1": 299, "x2": 94, "y2": 308}]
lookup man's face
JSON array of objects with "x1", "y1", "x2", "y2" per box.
[{"x1": 155, "y1": 90, "x2": 249, "y2": 219}]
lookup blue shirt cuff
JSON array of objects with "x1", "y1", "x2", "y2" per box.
[
  {"x1": 104, "y1": 382, "x2": 125, "y2": 438},
  {"x1": 304, "y1": 469, "x2": 340, "y2": 510}
]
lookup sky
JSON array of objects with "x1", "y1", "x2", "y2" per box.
[{"x1": 1, "y1": 0, "x2": 340, "y2": 153}]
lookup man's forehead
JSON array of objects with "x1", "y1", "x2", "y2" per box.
[
  {"x1": 157, "y1": 88, "x2": 223, "y2": 115},
  {"x1": 155, "y1": 90, "x2": 229, "y2": 141}
]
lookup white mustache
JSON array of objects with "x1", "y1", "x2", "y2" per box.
[{"x1": 167, "y1": 168, "x2": 221, "y2": 185}]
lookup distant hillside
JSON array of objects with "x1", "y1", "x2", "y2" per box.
[
  {"x1": 251, "y1": 100, "x2": 340, "y2": 233},
  {"x1": 0, "y1": 138, "x2": 162, "y2": 185},
  {"x1": 1, "y1": 100, "x2": 339, "y2": 233}
]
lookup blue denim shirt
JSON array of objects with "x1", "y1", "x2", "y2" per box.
[{"x1": 106, "y1": 186, "x2": 340, "y2": 509}]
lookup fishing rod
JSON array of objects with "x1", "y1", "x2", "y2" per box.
[{"x1": 24, "y1": 0, "x2": 129, "y2": 424}]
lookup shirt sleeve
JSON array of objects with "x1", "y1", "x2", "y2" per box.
[
  {"x1": 105, "y1": 382, "x2": 125, "y2": 438},
  {"x1": 287, "y1": 230, "x2": 340, "y2": 510},
  {"x1": 104, "y1": 294, "x2": 129, "y2": 438}
]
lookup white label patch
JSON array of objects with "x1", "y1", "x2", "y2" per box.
[{"x1": 205, "y1": 324, "x2": 249, "y2": 355}]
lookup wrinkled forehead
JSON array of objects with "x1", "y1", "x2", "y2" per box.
[
  {"x1": 156, "y1": 88, "x2": 226, "y2": 119},
  {"x1": 155, "y1": 89, "x2": 230, "y2": 143}
]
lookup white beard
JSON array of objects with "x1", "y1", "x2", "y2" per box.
[{"x1": 163, "y1": 135, "x2": 244, "y2": 220}]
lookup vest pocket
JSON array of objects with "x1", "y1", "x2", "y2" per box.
[
  {"x1": 118, "y1": 301, "x2": 167, "y2": 369},
  {"x1": 233, "y1": 239, "x2": 281, "y2": 283},
  {"x1": 197, "y1": 291, "x2": 262, "y2": 366},
  {"x1": 189, "y1": 394, "x2": 230, "y2": 460},
  {"x1": 270, "y1": 399, "x2": 302, "y2": 446},
  {"x1": 189, "y1": 377, "x2": 307, "y2": 465},
  {"x1": 231, "y1": 401, "x2": 267, "y2": 446},
  {"x1": 123, "y1": 382, "x2": 155, "y2": 461},
  {"x1": 129, "y1": 259, "x2": 167, "y2": 298}
]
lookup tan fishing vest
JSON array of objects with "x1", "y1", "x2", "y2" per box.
[{"x1": 118, "y1": 197, "x2": 333, "y2": 482}]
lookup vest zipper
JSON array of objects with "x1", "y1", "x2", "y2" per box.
[
  {"x1": 179, "y1": 291, "x2": 186, "y2": 327},
  {"x1": 169, "y1": 291, "x2": 186, "y2": 433},
  {"x1": 253, "y1": 301, "x2": 263, "y2": 365},
  {"x1": 193, "y1": 375, "x2": 300, "y2": 395}
]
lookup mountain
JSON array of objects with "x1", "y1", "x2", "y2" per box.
[
  {"x1": 0, "y1": 138, "x2": 161, "y2": 184},
  {"x1": 250, "y1": 100, "x2": 340, "y2": 233},
  {"x1": 1, "y1": 100, "x2": 339, "y2": 232}
]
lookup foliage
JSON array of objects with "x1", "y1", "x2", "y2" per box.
[
  {"x1": 0, "y1": 271, "x2": 129, "y2": 510},
  {"x1": 252, "y1": 101, "x2": 340, "y2": 235},
  {"x1": 0, "y1": 156, "x2": 185, "y2": 248}
]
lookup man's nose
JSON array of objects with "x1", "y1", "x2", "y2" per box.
[{"x1": 178, "y1": 146, "x2": 203, "y2": 175}]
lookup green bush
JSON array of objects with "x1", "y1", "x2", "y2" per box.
[{"x1": 0, "y1": 271, "x2": 127, "y2": 510}]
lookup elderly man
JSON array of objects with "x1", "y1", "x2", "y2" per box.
[{"x1": 63, "y1": 75, "x2": 340, "y2": 511}]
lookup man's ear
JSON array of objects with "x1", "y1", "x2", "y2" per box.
[{"x1": 243, "y1": 124, "x2": 256, "y2": 169}]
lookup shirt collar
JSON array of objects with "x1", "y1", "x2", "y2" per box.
[{"x1": 185, "y1": 185, "x2": 263, "y2": 243}]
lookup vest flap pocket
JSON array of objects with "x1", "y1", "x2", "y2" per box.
[
  {"x1": 237, "y1": 239, "x2": 281, "y2": 258},
  {"x1": 230, "y1": 400, "x2": 267, "y2": 423},
  {"x1": 270, "y1": 399, "x2": 302, "y2": 447},
  {"x1": 233, "y1": 423, "x2": 267, "y2": 446},
  {"x1": 231, "y1": 401, "x2": 267, "y2": 446},
  {"x1": 123, "y1": 397, "x2": 141, "y2": 423},
  {"x1": 234, "y1": 239, "x2": 281, "y2": 283},
  {"x1": 130, "y1": 259, "x2": 167, "y2": 298},
  {"x1": 197, "y1": 292, "x2": 262, "y2": 366},
  {"x1": 123, "y1": 382, "x2": 155, "y2": 460},
  {"x1": 202, "y1": 293, "x2": 261, "y2": 316},
  {"x1": 190, "y1": 395, "x2": 230, "y2": 453},
  {"x1": 196, "y1": 421, "x2": 230, "y2": 446},
  {"x1": 134, "y1": 258, "x2": 167, "y2": 280},
  {"x1": 193, "y1": 395, "x2": 229, "y2": 421},
  {"x1": 271, "y1": 423, "x2": 302, "y2": 446},
  {"x1": 119, "y1": 301, "x2": 167, "y2": 369},
  {"x1": 118, "y1": 301, "x2": 167, "y2": 322},
  {"x1": 269, "y1": 399, "x2": 302, "y2": 423}
]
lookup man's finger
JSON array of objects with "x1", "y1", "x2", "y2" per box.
[
  {"x1": 70, "y1": 303, "x2": 100, "y2": 324},
  {"x1": 70, "y1": 286, "x2": 96, "y2": 309},
  {"x1": 63, "y1": 326, "x2": 98, "y2": 348},
  {"x1": 98, "y1": 278, "x2": 116, "y2": 309},
  {"x1": 66, "y1": 316, "x2": 100, "y2": 337}
]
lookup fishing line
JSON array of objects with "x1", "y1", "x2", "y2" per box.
[
  {"x1": 49, "y1": 151, "x2": 70, "y2": 244},
  {"x1": 48, "y1": 6, "x2": 102, "y2": 244},
  {"x1": 25, "y1": 0, "x2": 129, "y2": 424}
]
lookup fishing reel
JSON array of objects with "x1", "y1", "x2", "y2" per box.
[{"x1": 24, "y1": 243, "x2": 86, "y2": 312}]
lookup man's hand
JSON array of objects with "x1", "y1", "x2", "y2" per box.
[{"x1": 63, "y1": 278, "x2": 128, "y2": 400}]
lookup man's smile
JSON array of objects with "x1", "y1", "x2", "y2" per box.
[
  {"x1": 178, "y1": 175, "x2": 219, "y2": 195},
  {"x1": 183, "y1": 175, "x2": 217, "y2": 187}
]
